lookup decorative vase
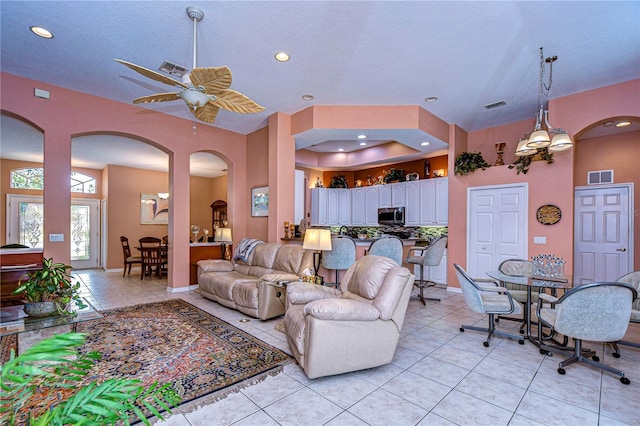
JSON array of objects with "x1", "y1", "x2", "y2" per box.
[
  {"x1": 23, "y1": 301, "x2": 58, "y2": 317},
  {"x1": 495, "y1": 142, "x2": 506, "y2": 166}
]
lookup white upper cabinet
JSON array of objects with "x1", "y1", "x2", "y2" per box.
[
  {"x1": 404, "y1": 180, "x2": 420, "y2": 225},
  {"x1": 351, "y1": 187, "x2": 366, "y2": 225},
  {"x1": 419, "y1": 177, "x2": 448, "y2": 225},
  {"x1": 391, "y1": 182, "x2": 406, "y2": 206},
  {"x1": 364, "y1": 186, "x2": 380, "y2": 226},
  {"x1": 378, "y1": 184, "x2": 392, "y2": 207},
  {"x1": 310, "y1": 188, "x2": 328, "y2": 226}
]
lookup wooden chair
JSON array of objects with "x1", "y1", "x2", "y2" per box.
[
  {"x1": 138, "y1": 237, "x2": 167, "y2": 279},
  {"x1": 120, "y1": 236, "x2": 141, "y2": 277}
]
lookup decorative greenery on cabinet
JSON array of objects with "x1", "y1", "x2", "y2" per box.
[
  {"x1": 453, "y1": 152, "x2": 491, "y2": 175},
  {"x1": 508, "y1": 148, "x2": 554, "y2": 174}
]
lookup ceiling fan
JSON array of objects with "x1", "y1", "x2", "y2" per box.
[{"x1": 115, "y1": 6, "x2": 265, "y2": 124}]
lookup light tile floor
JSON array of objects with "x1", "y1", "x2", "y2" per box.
[{"x1": 73, "y1": 269, "x2": 640, "y2": 426}]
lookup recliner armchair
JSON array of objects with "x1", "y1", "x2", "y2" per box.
[{"x1": 283, "y1": 255, "x2": 414, "y2": 379}]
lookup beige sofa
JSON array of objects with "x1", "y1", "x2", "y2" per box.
[
  {"x1": 197, "y1": 242, "x2": 314, "y2": 320},
  {"x1": 284, "y1": 255, "x2": 414, "y2": 379}
]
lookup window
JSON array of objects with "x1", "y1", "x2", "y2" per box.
[
  {"x1": 10, "y1": 168, "x2": 96, "y2": 194},
  {"x1": 10, "y1": 167, "x2": 44, "y2": 190},
  {"x1": 71, "y1": 171, "x2": 96, "y2": 194}
]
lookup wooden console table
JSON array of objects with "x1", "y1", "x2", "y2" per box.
[
  {"x1": 189, "y1": 243, "x2": 231, "y2": 285},
  {"x1": 1, "y1": 248, "x2": 44, "y2": 306}
]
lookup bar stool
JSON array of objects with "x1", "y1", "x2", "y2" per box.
[
  {"x1": 321, "y1": 236, "x2": 356, "y2": 287},
  {"x1": 406, "y1": 236, "x2": 447, "y2": 304}
]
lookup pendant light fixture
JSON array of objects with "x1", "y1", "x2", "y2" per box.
[{"x1": 522, "y1": 47, "x2": 573, "y2": 154}]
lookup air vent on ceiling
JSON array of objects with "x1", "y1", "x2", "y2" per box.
[
  {"x1": 484, "y1": 100, "x2": 507, "y2": 110},
  {"x1": 587, "y1": 169, "x2": 614, "y2": 185},
  {"x1": 158, "y1": 61, "x2": 188, "y2": 77}
]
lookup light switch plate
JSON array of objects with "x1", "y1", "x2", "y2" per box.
[
  {"x1": 533, "y1": 236, "x2": 546, "y2": 244},
  {"x1": 49, "y1": 233, "x2": 64, "y2": 242}
]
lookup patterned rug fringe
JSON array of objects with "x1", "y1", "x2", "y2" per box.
[{"x1": 171, "y1": 361, "x2": 293, "y2": 416}]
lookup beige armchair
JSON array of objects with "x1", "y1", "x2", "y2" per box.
[{"x1": 283, "y1": 255, "x2": 414, "y2": 379}]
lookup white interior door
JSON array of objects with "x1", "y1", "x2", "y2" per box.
[
  {"x1": 467, "y1": 184, "x2": 528, "y2": 277},
  {"x1": 574, "y1": 184, "x2": 633, "y2": 284}
]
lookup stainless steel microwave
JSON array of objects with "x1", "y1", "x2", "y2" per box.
[{"x1": 378, "y1": 207, "x2": 405, "y2": 225}]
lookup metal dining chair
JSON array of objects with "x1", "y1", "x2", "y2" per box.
[
  {"x1": 405, "y1": 236, "x2": 447, "y2": 304},
  {"x1": 610, "y1": 271, "x2": 640, "y2": 357},
  {"x1": 366, "y1": 235, "x2": 404, "y2": 265},
  {"x1": 321, "y1": 236, "x2": 356, "y2": 287}
]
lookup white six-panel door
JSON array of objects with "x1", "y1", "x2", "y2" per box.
[
  {"x1": 467, "y1": 184, "x2": 528, "y2": 277},
  {"x1": 574, "y1": 184, "x2": 633, "y2": 284}
]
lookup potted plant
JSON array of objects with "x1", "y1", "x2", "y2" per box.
[
  {"x1": 13, "y1": 258, "x2": 86, "y2": 317},
  {"x1": 454, "y1": 152, "x2": 491, "y2": 175},
  {"x1": 384, "y1": 168, "x2": 406, "y2": 183}
]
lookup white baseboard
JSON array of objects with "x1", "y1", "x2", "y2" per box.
[{"x1": 446, "y1": 287, "x2": 462, "y2": 294}]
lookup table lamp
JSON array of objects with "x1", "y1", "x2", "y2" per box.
[
  {"x1": 302, "y1": 228, "x2": 332, "y2": 282},
  {"x1": 215, "y1": 227, "x2": 233, "y2": 260}
]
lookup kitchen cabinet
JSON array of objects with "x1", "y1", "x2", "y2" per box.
[
  {"x1": 419, "y1": 177, "x2": 448, "y2": 225},
  {"x1": 352, "y1": 186, "x2": 379, "y2": 226},
  {"x1": 311, "y1": 188, "x2": 350, "y2": 226},
  {"x1": 327, "y1": 188, "x2": 351, "y2": 225},
  {"x1": 364, "y1": 186, "x2": 380, "y2": 225},
  {"x1": 378, "y1": 184, "x2": 392, "y2": 207},
  {"x1": 310, "y1": 188, "x2": 328, "y2": 225},
  {"x1": 391, "y1": 182, "x2": 406, "y2": 206},
  {"x1": 404, "y1": 180, "x2": 420, "y2": 225}
]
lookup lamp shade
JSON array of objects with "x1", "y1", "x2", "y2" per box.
[
  {"x1": 179, "y1": 88, "x2": 210, "y2": 109},
  {"x1": 548, "y1": 133, "x2": 573, "y2": 152},
  {"x1": 215, "y1": 227, "x2": 232, "y2": 242},
  {"x1": 303, "y1": 229, "x2": 332, "y2": 251},
  {"x1": 515, "y1": 138, "x2": 537, "y2": 157},
  {"x1": 526, "y1": 129, "x2": 551, "y2": 148}
]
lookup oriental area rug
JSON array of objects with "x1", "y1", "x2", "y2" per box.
[{"x1": 1, "y1": 299, "x2": 292, "y2": 419}]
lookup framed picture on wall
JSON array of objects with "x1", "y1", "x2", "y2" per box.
[
  {"x1": 251, "y1": 186, "x2": 269, "y2": 217},
  {"x1": 140, "y1": 193, "x2": 169, "y2": 224}
]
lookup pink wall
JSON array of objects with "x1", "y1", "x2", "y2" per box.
[
  {"x1": 447, "y1": 80, "x2": 640, "y2": 287},
  {"x1": 1, "y1": 72, "x2": 248, "y2": 290}
]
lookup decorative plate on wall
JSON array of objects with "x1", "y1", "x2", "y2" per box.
[{"x1": 536, "y1": 204, "x2": 562, "y2": 225}]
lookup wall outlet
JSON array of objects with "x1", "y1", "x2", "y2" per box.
[
  {"x1": 533, "y1": 236, "x2": 546, "y2": 244},
  {"x1": 49, "y1": 233, "x2": 64, "y2": 242}
]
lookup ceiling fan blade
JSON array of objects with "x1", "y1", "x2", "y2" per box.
[
  {"x1": 115, "y1": 59, "x2": 189, "y2": 90},
  {"x1": 190, "y1": 103, "x2": 220, "y2": 123},
  {"x1": 210, "y1": 89, "x2": 266, "y2": 114},
  {"x1": 133, "y1": 92, "x2": 181, "y2": 104},
  {"x1": 189, "y1": 67, "x2": 232, "y2": 94}
]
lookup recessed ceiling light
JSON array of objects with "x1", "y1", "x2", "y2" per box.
[
  {"x1": 30, "y1": 26, "x2": 54, "y2": 39},
  {"x1": 425, "y1": 96, "x2": 438, "y2": 103},
  {"x1": 274, "y1": 52, "x2": 290, "y2": 62},
  {"x1": 602, "y1": 121, "x2": 615, "y2": 127},
  {"x1": 616, "y1": 121, "x2": 632, "y2": 127},
  {"x1": 338, "y1": 148, "x2": 344, "y2": 152},
  {"x1": 301, "y1": 94, "x2": 314, "y2": 101},
  {"x1": 357, "y1": 134, "x2": 366, "y2": 139},
  {"x1": 359, "y1": 142, "x2": 367, "y2": 146},
  {"x1": 421, "y1": 142, "x2": 430, "y2": 146}
]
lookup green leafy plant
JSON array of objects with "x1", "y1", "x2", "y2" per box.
[
  {"x1": 0, "y1": 332, "x2": 181, "y2": 426},
  {"x1": 13, "y1": 258, "x2": 86, "y2": 316},
  {"x1": 454, "y1": 152, "x2": 491, "y2": 175},
  {"x1": 329, "y1": 175, "x2": 348, "y2": 188},
  {"x1": 383, "y1": 168, "x2": 406, "y2": 183},
  {"x1": 508, "y1": 147, "x2": 554, "y2": 174}
]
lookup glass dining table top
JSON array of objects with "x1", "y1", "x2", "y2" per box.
[{"x1": 485, "y1": 270, "x2": 573, "y2": 290}]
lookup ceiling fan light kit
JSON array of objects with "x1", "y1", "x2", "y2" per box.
[
  {"x1": 115, "y1": 6, "x2": 264, "y2": 124},
  {"x1": 518, "y1": 47, "x2": 573, "y2": 156}
]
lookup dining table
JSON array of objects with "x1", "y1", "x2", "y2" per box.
[{"x1": 485, "y1": 270, "x2": 573, "y2": 349}]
